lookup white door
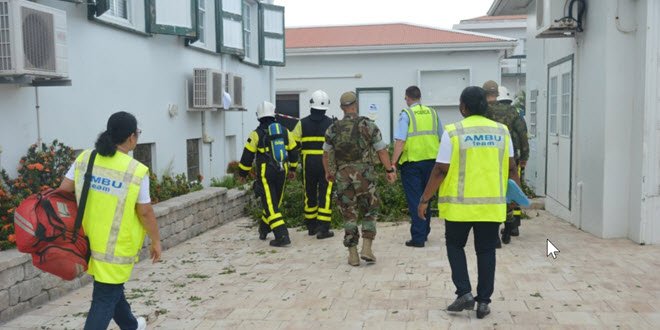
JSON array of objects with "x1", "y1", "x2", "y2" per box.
[
  {"x1": 357, "y1": 89, "x2": 393, "y2": 143},
  {"x1": 546, "y1": 60, "x2": 573, "y2": 210}
]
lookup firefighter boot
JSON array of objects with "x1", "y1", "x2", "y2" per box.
[
  {"x1": 316, "y1": 221, "x2": 335, "y2": 239},
  {"x1": 258, "y1": 221, "x2": 270, "y2": 240},
  {"x1": 270, "y1": 226, "x2": 291, "y2": 247},
  {"x1": 348, "y1": 246, "x2": 360, "y2": 266},
  {"x1": 306, "y1": 219, "x2": 319, "y2": 236},
  {"x1": 360, "y1": 238, "x2": 376, "y2": 263}
]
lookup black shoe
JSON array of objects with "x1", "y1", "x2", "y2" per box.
[
  {"x1": 306, "y1": 220, "x2": 318, "y2": 236},
  {"x1": 316, "y1": 230, "x2": 334, "y2": 239},
  {"x1": 258, "y1": 222, "x2": 270, "y2": 240},
  {"x1": 405, "y1": 240, "x2": 424, "y2": 248},
  {"x1": 501, "y1": 231, "x2": 511, "y2": 244},
  {"x1": 511, "y1": 227, "x2": 519, "y2": 236},
  {"x1": 476, "y1": 302, "x2": 490, "y2": 319},
  {"x1": 447, "y1": 293, "x2": 475, "y2": 312},
  {"x1": 270, "y1": 235, "x2": 291, "y2": 247},
  {"x1": 496, "y1": 237, "x2": 502, "y2": 249}
]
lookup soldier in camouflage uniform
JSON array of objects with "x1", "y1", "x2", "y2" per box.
[
  {"x1": 483, "y1": 81, "x2": 529, "y2": 246},
  {"x1": 323, "y1": 91, "x2": 397, "y2": 266}
]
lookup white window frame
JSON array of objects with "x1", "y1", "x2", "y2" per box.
[
  {"x1": 529, "y1": 89, "x2": 538, "y2": 137},
  {"x1": 242, "y1": 0, "x2": 258, "y2": 63},
  {"x1": 100, "y1": 0, "x2": 134, "y2": 27},
  {"x1": 197, "y1": 0, "x2": 207, "y2": 45}
]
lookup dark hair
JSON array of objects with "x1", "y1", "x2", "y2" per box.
[
  {"x1": 460, "y1": 86, "x2": 488, "y2": 116},
  {"x1": 95, "y1": 111, "x2": 138, "y2": 156},
  {"x1": 405, "y1": 86, "x2": 422, "y2": 100}
]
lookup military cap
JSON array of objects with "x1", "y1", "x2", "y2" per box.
[{"x1": 482, "y1": 80, "x2": 499, "y2": 96}]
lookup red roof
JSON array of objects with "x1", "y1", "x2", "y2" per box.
[
  {"x1": 462, "y1": 15, "x2": 527, "y2": 22},
  {"x1": 286, "y1": 24, "x2": 508, "y2": 49}
]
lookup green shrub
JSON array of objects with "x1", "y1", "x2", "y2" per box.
[
  {"x1": 150, "y1": 173, "x2": 203, "y2": 204},
  {"x1": 210, "y1": 176, "x2": 246, "y2": 190},
  {"x1": 245, "y1": 166, "x2": 409, "y2": 230}
]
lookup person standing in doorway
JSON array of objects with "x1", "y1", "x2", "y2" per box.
[
  {"x1": 292, "y1": 90, "x2": 335, "y2": 239},
  {"x1": 391, "y1": 86, "x2": 442, "y2": 248},
  {"x1": 323, "y1": 91, "x2": 397, "y2": 266},
  {"x1": 418, "y1": 86, "x2": 520, "y2": 319},
  {"x1": 59, "y1": 111, "x2": 161, "y2": 330}
]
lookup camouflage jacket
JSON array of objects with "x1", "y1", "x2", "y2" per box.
[
  {"x1": 324, "y1": 113, "x2": 387, "y2": 168},
  {"x1": 486, "y1": 103, "x2": 529, "y2": 161}
]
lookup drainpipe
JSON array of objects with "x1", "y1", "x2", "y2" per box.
[{"x1": 35, "y1": 87, "x2": 42, "y2": 145}]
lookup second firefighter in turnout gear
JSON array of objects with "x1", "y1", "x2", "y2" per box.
[
  {"x1": 292, "y1": 90, "x2": 335, "y2": 239},
  {"x1": 483, "y1": 81, "x2": 529, "y2": 246},
  {"x1": 238, "y1": 101, "x2": 300, "y2": 247}
]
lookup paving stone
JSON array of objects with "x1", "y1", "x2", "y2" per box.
[{"x1": 2, "y1": 210, "x2": 659, "y2": 328}]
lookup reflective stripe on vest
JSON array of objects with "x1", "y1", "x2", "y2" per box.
[
  {"x1": 438, "y1": 116, "x2": 509, "y2": 222},
  {"x1": 74, "y1": 150, "x2": 148, "y2": 283},
  {"x1": 399, "y1": 105, "x2": 440, "y2": 164}
]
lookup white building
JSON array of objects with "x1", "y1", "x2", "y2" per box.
[
  {"x1": 276, "y1": 23, "x2": 516, "y2": 142},
  {"x1": 0, "y1": 0, "x2": 285, "y2": 183},
  {"x1": 453, "y1": 15, "x2": 527, "y2": 98},
  {"x1": 489, "y1": 0, "x2": 660, "y2": 244}
]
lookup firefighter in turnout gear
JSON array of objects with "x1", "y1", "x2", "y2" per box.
[
  {"x1": 483, "y1": 81, "x2": 529, "y2": 246},
  {"x1": 292, "y1": 90, "x2": 335, "y2": 239},
  {"x1": 238, "y1": 101, "x2": 299, "y2": 247}
]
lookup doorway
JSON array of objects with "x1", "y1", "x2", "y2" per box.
[{"x1": 546, "y1": 56, "x2": 573, "y2": 211}]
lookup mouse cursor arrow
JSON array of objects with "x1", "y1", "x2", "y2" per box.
[{"x1": 546, "y1": 239, "x2": 560, "y2": 259}]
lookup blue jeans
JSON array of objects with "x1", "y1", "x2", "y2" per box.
[
  {"x1": 400, "y1": 160, "x2": 435, "y2": 244},
  {"x1": 445, "y1": 221, "x2": 500, "y2": 304},
  {"x1": 84, "y1": 281, "x2": 138, "y2": 330}
]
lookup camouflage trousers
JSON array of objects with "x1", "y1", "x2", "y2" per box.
[{"x1": 334, "y1": 164, "x2": 379, "y2": 247}]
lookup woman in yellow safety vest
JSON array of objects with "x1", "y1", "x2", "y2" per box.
[
  {"x1": 59, "y1": 111, "x2": 161, "y2": 330},
  {"x1": 417, "y1": 87, "x2": 520, "y2": 320}
]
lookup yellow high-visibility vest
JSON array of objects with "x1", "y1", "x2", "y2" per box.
[
  {"x1": 438, "y1": 115, "x2": 510, "y2": 222},
  {"x1": 399, "y1": 104, "x2": 440, "y2": 164},
  {"x1": 74, "y1": 150, "x2": 149, "y2": 284}
]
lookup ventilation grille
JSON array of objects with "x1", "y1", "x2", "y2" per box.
[
  {"x1": 212, "y1": 71, "x2": 223, "y2": 107},
  {"x1": 0, "y1": 1, "x2": 11, "y2": 71},
  {"x1": 21, "y1": 6, "x2": 55, "y2": 72},
  {"x1": 233, "y1": 75, "x2": 243, "y2": 107},
  {"x1": 193, "y1": 68, "x2": 208, "y2": 107}
]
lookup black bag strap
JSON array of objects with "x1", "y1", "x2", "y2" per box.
[{"x1": 73, "y1": 150, "x2": 97, "y2": 242}]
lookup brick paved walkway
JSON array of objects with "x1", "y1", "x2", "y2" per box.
[{"x1": 3, "y1": 210, "x2": 660, "y2": 329}]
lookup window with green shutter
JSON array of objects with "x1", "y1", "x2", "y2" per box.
[
  {"x1": 146, "y1": 0, "x2": 198, "y2": 38},
  {"x1": 215, "y1": 0, "x2": 244, "y2": 56},
  {"x1": 258, "y1": 3, "x2": 284, "y2": 66}
]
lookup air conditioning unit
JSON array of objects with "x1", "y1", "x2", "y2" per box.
[
  {"x1": 535, "y1": 0, "x2": 577, "y2": 39},
  {"x1": 192, "y1": 68, "x2": 224, "y2": 109},
  {"x1": 0, "y1": 0, "x2": 68, "y2": 78},
  {"x1": 226, "y1": 73, "x2": 244, "y2": 109}
]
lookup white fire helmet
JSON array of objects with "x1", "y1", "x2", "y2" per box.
[
  {"x1": 256, "y1": 101, "x2": 276, "y2": 119},
  {"x1": 309, "y1": 90, "x2": 330, "y2": 110},
  {"x1": 497, "y1": 86, "x2": 513, "y2": 102}
]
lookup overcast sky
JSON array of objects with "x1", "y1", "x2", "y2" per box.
[{"x1": 273, "y1": 0, "x2": 497, "y2": 29}]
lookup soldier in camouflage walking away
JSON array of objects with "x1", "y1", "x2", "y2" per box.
[
  {"x1": 323, "y1": 91, "x2": 397, "y2": 266},
  {"x1": 482, "y1": 81, "x2": 530, "y2": 246}
]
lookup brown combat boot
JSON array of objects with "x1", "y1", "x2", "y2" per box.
[
  {"x1": 348, "y1": 246, "x2": 360, "y2": 266},
  {"x1": 360, "y1": 238, "x2": 376, "y2": 263}
]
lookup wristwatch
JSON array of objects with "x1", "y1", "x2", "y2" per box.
[{"x1": 385, "y1": 167, "x2": 395, "y2": 173}]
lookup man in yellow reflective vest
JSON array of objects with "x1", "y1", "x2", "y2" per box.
[
  {"x1": 292, "y1": 90, "x2": 335, "y2": 239},
  {"x1": 418, "y1": 87, "x2": 520, "y2": 319},
  {"x1": 238, "y1": 101, "x2": 299, "y2": 247},
  {"x1": 59, "y1": 111, "x2": 161, "y2": 330},
  {"x1": 391, "y1": 86, "x2": 442, "y2": 248}
]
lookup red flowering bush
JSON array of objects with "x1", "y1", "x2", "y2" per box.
[{"x1": 0, "y1": 140, "x2": 76, "y2": 250}]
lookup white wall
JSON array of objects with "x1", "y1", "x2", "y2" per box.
[
  {"x1": 523, "y1": 0, "x2": 657, "y2": 243},
  {"x1": 277, "y1": 49, "x2": 503, "y2": 141},
  {"x1": 0, "y1": 0, "x2": 274, "y2": 184}
]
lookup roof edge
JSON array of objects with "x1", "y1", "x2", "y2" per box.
[{"x1": 286, "y1": 41, "x2": 518, "y2": 56}]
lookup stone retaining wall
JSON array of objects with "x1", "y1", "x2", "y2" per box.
[{"x1": 0, "y1": 187, "x2": 251, "y2": 322}]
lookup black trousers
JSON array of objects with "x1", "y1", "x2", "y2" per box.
[
  {"x1": 302, "y1": 154, "x2": 333, "y2": 223},
  {"x1": 445, "y1": 220, "x2": 500, "y2": 304},
  {"x1": 254, "y1": 162, "x2": 287, "y2": 230}
]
